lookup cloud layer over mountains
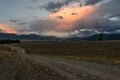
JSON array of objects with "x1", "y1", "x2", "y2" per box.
[{"x1": 29, "y1": 0, "x2": 120, "y2": 37}]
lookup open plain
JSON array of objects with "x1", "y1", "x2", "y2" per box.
[{"x1": 0, "y1": 41, "x2": 120, "y2": 80}]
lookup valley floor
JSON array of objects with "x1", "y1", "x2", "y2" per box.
[{"x1": 8, "y1": 46, "x2": 120, "y2": 80}]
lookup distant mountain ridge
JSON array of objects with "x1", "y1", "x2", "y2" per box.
[
  {"x1": 0, "y1": 32, "x2": 120, "y2": 41},
  {"x1": 0, "y1": 33, "x2": 62, "y2": 41},
  {"x1": 66, "y1": 33, "x2": 120, "y2": 41}
]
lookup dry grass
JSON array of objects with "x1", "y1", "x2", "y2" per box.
[
  {"x1": 0, "y1": 45, "x2": 36, "y2": 80},
  {"x1": 0, "y1": 45, "x2": 67, "y2": 80},
  {"x1": 15, "y1": 41, "x2": 120, "y2": 64}
]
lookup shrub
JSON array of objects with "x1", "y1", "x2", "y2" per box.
[{"x1": 0, "y1": 40, "x2": 20, "y2": 44}]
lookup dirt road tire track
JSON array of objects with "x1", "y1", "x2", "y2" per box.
[{"x1": 9, "y1": 46, "x2": 120, "y2": 80}]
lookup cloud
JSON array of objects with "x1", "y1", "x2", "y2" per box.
[
  {"x1": 30, "y1": 0, "x2": 120, "y2": 37},
  {"x1": 49, "y1": 5, "x2": 95, "y2": 31},
  {"x1": 30, "y1": 19, "x2": 56, "y2": 32},
  {"x1": 56, "y1": 16, "x2": 64, "y2": 19},
  {"x1": 9, "y1": 19, "x2": 28, "y2": 25},
  {"x1": 40, "y1": 1, "x2": 63, "y2": 13},
  {"x1": 95, "y1": 0, "x2": 120, "y2": 15},
  {"x1": 108, "y1": 12, "x2": 120, "y2": 18},
  {"x1": 17, "y1": 22, "x2": 27, "y2": 25},
  {"x1": 9, "y1": 19, "x2": 21, "y2": 23},
  {"x1": 41, "y1": 31, "x2": 70, "y2": 37},
  {"x1": 85, "y1": 0, "x2": 103, "y2": 5},
  {"x1": 30, "y1": 4, "x2": 95, "y2": 37},
  {"x1": 40, "y1": 0, "x2": 103, "y2": 13},
  {"x1": 31, "y1": 0, "x2": 38, "y2": 3},
  {"x1": 71, "y1": 13, "x2": 78, "y2": 15},
  {"x1": 40, "y1": 0, "x2": 80, "y2": 13},
  {"x1": 0, "y1": 24, "x2": 17, "y2": 34},
  {"x1": 27, "y1": 6, "x2": 36, "y2": 10}
]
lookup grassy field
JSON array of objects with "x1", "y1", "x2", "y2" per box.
[{"x1": 15, "y1": 41, "x2": 120, "y2": 64}]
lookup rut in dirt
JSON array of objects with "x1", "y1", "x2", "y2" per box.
[{"x1": 9, "y1": 46, "x2": 120, "y2": 80}]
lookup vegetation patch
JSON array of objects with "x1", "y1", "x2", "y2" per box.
[
  {"x1": 15, "y1": 41, "x2": 120, "y2": 65},
  {"x1": 0, "y1": 40, "x2": 20, "y2": 44}
]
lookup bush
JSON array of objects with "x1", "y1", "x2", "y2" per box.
[{"x1": 0, "y1": 40, "x2": 20, "y2": 44}]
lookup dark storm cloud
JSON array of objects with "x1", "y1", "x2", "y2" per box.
[
  {"x1": 41, "y1": 1, "x2": 63, "y2": 12},
  {"x1": 9, "y1": 19, "x2": 27, "y2": 25},
  {"x1": 56, "y1": 16, "x2": 64, "y2": 19},
  {"x1": 64, "y1": 0, "x2": 79, "y2": 5},
  {"x1": 40, "y1": 0, "x2": 103, "y2": 13},
  {"x1": 101, "y1": 26, "x2": 120, "y2": 32},
  {"x1": 40, "y1": 0, "x2": 80, "y2": 13},
  {"x1": 72, "y1": 13, "x2": 78, "y2": 15},
  {"x1": 85, "y1": 0, "x2": 103, "y2": 5},
  {"x1": 30, "y1": 0, "x2": 120, "y2": 37},
  {"x1": 96, "y1": 0, "x2": 120, "y2": 15},
  {"x1": 108, "y1": 12, "x2": 120, "y2": 18},
  {"x1": 9, "y1": 19, "x2": 21, "y2": 23},
  {"x1": 17, "y1": 22, "x2": 27, "y2": 25}
]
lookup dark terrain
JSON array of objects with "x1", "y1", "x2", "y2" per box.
[
  {"x1": 15, "y1": 41, "x2": 120, "y2": 64},
  {"x1": 0, "y1": 41, "x2": 120, "y2": 80}
]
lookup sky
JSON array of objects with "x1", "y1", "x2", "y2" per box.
[{"x1": 0, "y1": 0, "x2": 120, "y2": 37}]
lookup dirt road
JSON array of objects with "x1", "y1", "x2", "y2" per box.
[{"x1": 9, "y1": 46, "x2": 120, "y2": 80}]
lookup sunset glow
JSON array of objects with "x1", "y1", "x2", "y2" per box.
[
  {"x1": 49, "y1": 5, "x2": 95, "y2": 31},
  {"x1": 0, "y1": 0, "x2": 119, "y2": 37},
  {"x1": 0, "y1": 24, "x2": 17, "y2": 34}
]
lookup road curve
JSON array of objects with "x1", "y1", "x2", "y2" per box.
[{"x1": 9, "y1": 46, "x2": 120, "y2": 80}]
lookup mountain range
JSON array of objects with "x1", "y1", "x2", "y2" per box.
[
  {"x1": 0, "y1": 32, "x2": 120, "y2": 41},
  {"x1": 66, "y1": 33, "x2": 120, "y2": 41},
  {"x1": 0, "y1": 33, "x2": 61, "y2": 41}
]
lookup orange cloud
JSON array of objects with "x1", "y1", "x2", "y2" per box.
[
  {"x1": 49, "y1": 5, "x2": 95, "y2": 31},
  {"x1": 0, "y1": 24, "x2": 17, "y2": 34}
]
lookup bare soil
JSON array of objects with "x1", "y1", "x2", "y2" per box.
[{"x1": 9, "y1": 46, "x2": 120, "y2": 80}]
